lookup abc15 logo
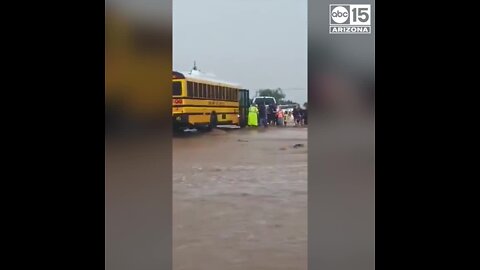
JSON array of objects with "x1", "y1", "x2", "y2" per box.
[{"x1": 330, "y1": 4, "x2": 371, "y2": 25}]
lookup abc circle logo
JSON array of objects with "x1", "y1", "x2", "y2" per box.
[
  {"x1": 329, "y1": 4, "x2": 371, "y2": 34},
  {"x1": 331, "y1": 6, "x2": 349, "y2": 24}
]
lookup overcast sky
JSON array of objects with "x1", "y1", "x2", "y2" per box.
[{"x1": 173, "y1": 0, "x2": 307, "y2": 104}]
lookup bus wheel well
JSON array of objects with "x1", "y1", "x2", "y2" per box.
[{"x1": 209, "y1": 112, "x2": 218, "y2": 129}]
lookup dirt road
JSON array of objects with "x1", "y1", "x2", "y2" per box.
[{"x1": 173, "y1": 127, "x2": 307, "y2": 270}]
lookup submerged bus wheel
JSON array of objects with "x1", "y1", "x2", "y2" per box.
[{"x1": 209, "y1": 112, "x2": 217, "y2": 130}]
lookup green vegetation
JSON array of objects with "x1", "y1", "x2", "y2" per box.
[{"x1": 256, "y1": 88, "x2": 297, "y2": 105}]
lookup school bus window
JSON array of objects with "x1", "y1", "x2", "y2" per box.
[
  {"x1": 227, "y1": 88, "x2": 230, "y2": 100},
  {"x1": 187, "y1": 81, "x2": 193, "y2": 97},
  {"x1": 215, "y1": 86, "x2": 218, "y2": 100},
  {"x1": 202, "y1": 84, "x2": 206, "y2": 98},
  {"x1": 194, "y1": 83, "x2": 199, "y2": 97},
  {"x1": 172, "y1": 82, "x2": 181, "y2": 96}
]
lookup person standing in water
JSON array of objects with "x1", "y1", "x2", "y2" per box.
[
  {"x1": 276, "y1": 108, "x2": 285, "y2": 126},
  {"x1": 286, "y1": 111, "x2": 293, "y2": 126},
  {"x1": 247, "y1": 103, "x2": 259, "y2": 127},
  {"x1": 258, "y1": 102, "x2": 268, "y2": 127},
  {"x1": 268, "y1": 103, "x2": 277, "y2": 126},
  {"x1": 293, "y1": 105, "x2": 301, "y2": 126}
]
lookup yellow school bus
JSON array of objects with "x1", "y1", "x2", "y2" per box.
[
  {"x1": 106, "y1": 9, "x2": 171, "y2": 127},
  {"x1": 172, "y1": 69, "x2": 242, "y2": 129}
]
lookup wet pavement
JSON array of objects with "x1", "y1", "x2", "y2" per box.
[{"x1": 173, "y1": 127, "x2": 307, "y2": 270}]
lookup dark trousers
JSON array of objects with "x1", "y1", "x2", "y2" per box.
[
  {"x1": 260, "y1": 116, "x2": 268, "y2": 127},
  {"x1": 268, "y1": 114, "x2": 276, "y2": 125}
]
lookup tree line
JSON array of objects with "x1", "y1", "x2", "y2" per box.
[{"x1": 251, "y1": 88, "x2": 307, "y2": 108}]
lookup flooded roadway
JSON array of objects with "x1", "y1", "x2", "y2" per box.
[{"x1": 173, "y1": 126, "x2": 307, "y2": 270}]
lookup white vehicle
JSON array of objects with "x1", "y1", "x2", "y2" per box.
[{"x1": 252, "y1": 96, "x2": 277, "y2": 107}]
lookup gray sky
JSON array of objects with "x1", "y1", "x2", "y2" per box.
[{"x1": 173, "y1": 0, "x2": 307, "y2": 105}]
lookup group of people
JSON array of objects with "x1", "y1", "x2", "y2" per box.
[{"x1": 247, "y1": 103, "x2": 307, "y2": 127}]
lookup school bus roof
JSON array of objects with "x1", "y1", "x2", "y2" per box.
[{"x1": 173, "y1": 71, "x2": 241, "y2": 88}]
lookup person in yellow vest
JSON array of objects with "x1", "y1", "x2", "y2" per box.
[{"x1": 248, "y1": 103, "x2": 259, "y2": 127}]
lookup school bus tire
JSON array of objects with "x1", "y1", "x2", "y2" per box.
[{"x1": 208, "y1": 112, "x2": 217, "y2": 130}]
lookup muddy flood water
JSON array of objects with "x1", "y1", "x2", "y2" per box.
[{"x1": 173, "y1": 127, "x2": 307, "y2": 270}]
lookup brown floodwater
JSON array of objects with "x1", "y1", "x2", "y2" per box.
[{"x1": 173, "y1": 126, "x2": 308, "y2": 270}]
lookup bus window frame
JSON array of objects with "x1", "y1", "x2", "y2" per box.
[
  {"x1": 187, "y1": 81, "x2": 193, "y2": 97},
  {"x1": 172, "y1": 81, "x2": 182, "y2": 96}
]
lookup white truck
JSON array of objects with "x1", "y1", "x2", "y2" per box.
[{"x1": 252, "y1": 96, "x2": 277, "y2": 108}]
